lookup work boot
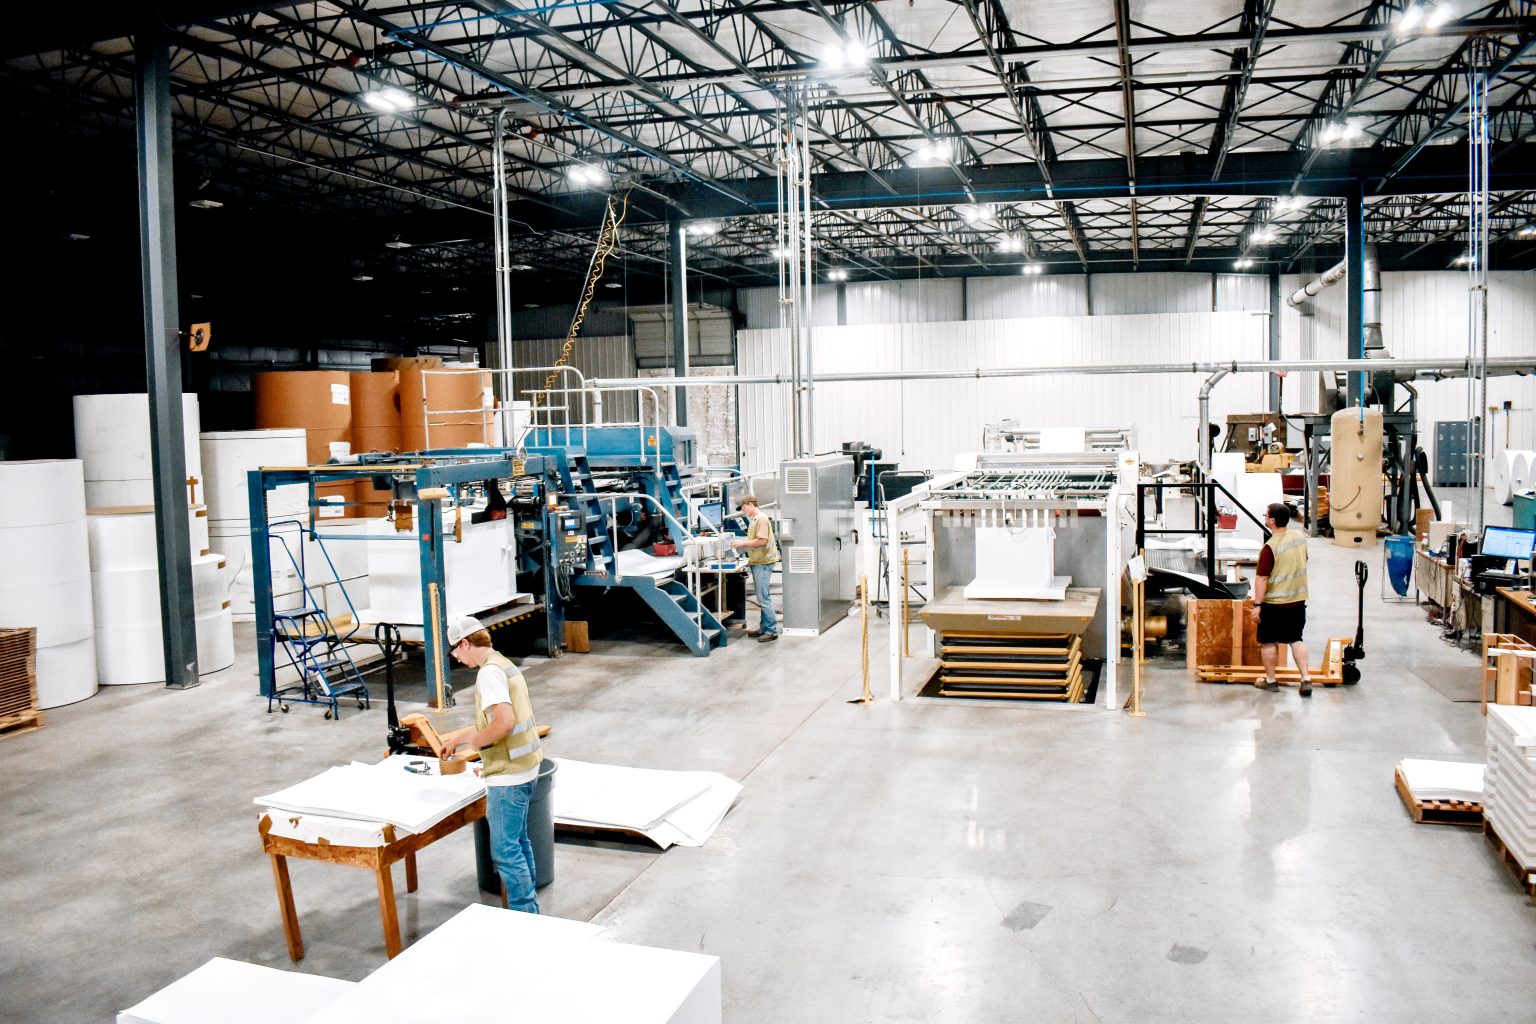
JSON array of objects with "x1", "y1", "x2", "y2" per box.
[
  {"x1": 747, "y1": 630, "x2": 762, "y2": 637},
  {"x1": 1299, "y1": 680, "x2": 1313, "y2": 698},
  {"x1": 1255, "y1": 680, "x2": 1281, "y2": 692},
  {"x1": 757, "y1": 633, "x2": 779, "y2": 643}
]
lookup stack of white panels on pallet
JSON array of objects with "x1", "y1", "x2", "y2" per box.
[
  {"x1": 1485, "y1": 706, "x2": 1536, "y2": 872},
  {"x1": 86, "y1": 509, "x2": 234, "y2": 683},
  {"x1": 200, "y1": 429, "x2": 308, "y2": 620},
  {"x1": 364, "y1": 515, "x2": 519, "y2": 624},
  {"x1": 1397, "y1": 758, "x2": 1485, "y2": 803},
  {"x1": 73, "y1": 394, "x2": 202, "y2": 508},
  {"x1": 0, "y1": 460, "x2": 97, "y2": 707},
  {"x1": 553, "y1": 759, "x2": 742, "y2": 849}
]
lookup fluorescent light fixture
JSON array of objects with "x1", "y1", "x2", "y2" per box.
[
  {"x1": 188, "y1": 198, "x2": 223, "y2": 209},
  {"x1": 361, "y1": 88, "x2": 414, "y2": 113},
  {"x1": 996, "y1": 235, "x2": 1022, "y2": 253},
  {"x1": 1251, "y1": 228, "x2": 1277, "y2": 244},
  {"x1": 822, "y1": 39, "x2": 868, "y2": 69},
  {"x1": 510, "y1": 263, "x2": 534, "y2": 271},
  {"x1": 685, "y1": 220, "x2": 720, "y2": 237},
  {"x1": 1023, "y1": 263, "x2": 1043, "y2": 275},
  {"x1": 827, "y1": 268, "x2": 849, "y2": 281},
  {"x1": 1397, "y1": 4, "x2": 1426, "y2": 33},
  {"x1": 771, "y1": 245, "x2": 792, "y2": 260},
  {"x1": 908, "y1": 140, "x2": 952, "y2": 168},
  {"x1": 1426, "y1": 2, "x2": 1454, "y2": 30},
  {"x1": 352, "y1": 273, "x2": 374, "y2": 282},
  {"x1": 567, "y1": 163, "x2": 610, "y2": 188},
  {"x1": 384, "y1": 238, "x2": 411, "y2": 249},
  {"x1": 524, "y1": 302, "x2": 540, "y2": 308},
  {"x1": 604, "y1": 281, "x2": 622, "y2": 289},
  {"x1": 65, "y1": 232, "x2": 91, "y2": 241},
  {"x1": 1320, "y1": 120, "x2": 1364, "y2": 146},
  {"x1": 1234, "y1": 257, "x2": 1254, "y2": 269}
]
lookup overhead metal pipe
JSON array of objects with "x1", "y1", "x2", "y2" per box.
[
  {"x1": 1286, "y1": 259, "x2": 1346, "y2": 307},
  {"x1": 1197, "y1": 367, "x2": 1231, "y2": 473}
]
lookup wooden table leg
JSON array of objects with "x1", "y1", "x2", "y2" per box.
[
  {"x1": 404, "y1": 851, "x2": 418, "y2": 894},
  {"x1": 375, "y1": 862, "x2": 402, "y2": 960},
  {"x1": 269, "y1": 853, "x2": 304, "y2": 962}
]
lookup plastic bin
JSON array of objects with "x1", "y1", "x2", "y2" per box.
[
  {"x1": 1385, "y1": 534, "x2": 1414, "y2": 596},
  {"x1": 474, "y1": 757, "x2": 559, "y2": 894}
]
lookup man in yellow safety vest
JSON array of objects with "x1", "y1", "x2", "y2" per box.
[{"x1": 1250, "y1": 502, "x2": 1313, "y2": 697}]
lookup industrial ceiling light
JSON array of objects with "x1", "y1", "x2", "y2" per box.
[
  {"x1": 1454, "y1": 252, "x2": 1475, "y2": 266},
  {"x1": 771, "y1": 245, "x2": 792, "y2": 260},
  {"x1": 822, "y1": 39, "x2": 868, "y2": 69},
  {"x1": 996, "y1": 235, "x2": 1022, "y2": 253},
  {"x1": 1518, "y1": 224, "x2": 1536, "y2": 237},
  {"x1": 352, "y1": 273, "x2": 374, "y2": 282},
  {"x1": 188, "y1": 198, "x2": 223, "y2": 209},
  {"x1": 1274, "y1": 196, "x2": 1306, "y2": 214},
  {"x1": 567, "y1": 163, "x2": 610, "y2": 188},
  {"x1": 827, "y1": 268, "x2": 849, "y2": 281},
  {"x1": 510, "y1": 263, "x2": 534, "y2": 271},
  {"x1": 1426, "y1": 2, "x2": 1455, "y2": 31},
  {"x1": 1320, "y1": 120, "x2": 1364, "y2": 146},
  {"x1": 1023, "y1": 263, "x2": 1043, "y2": 275},
  {"x1": 685, "y1": 220, "x2": 720, "y2": 237},
  {"x1": 1234, "y1": 257, "x2": 1255, "y2": 269},
  {"x1": 361, "y1": 87, "x2": 414, "y2": 113},
  {"x1": 384, "y1": 237, "x2": 411, "y2": 249},
  {"x1": 908, "y1": 140, "x2": 952, "y2": 168},
  {"x1": 956, "y1": 204, "x2": 990, "y2": 225},
  {"x1": 604, "y1": 281, "x2": 622, "y2": 289},
  {"x1": 1251, "y1": 227, "x2": 1278, "y2": 244}
]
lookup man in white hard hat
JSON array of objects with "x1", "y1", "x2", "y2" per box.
[{"x1": 437, "y1": 616, "x2": 544, "y2": 913}]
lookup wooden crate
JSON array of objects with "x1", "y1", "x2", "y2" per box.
[
  {"x1": 1481, "y1": 634, "x2": 1536, "y2": 715},
  {"x1": 1186, "y1": 598, "x2": 1288, "y2": 675},
  {"x1": 1482, "y1": 819, "x2": 1536, "y2": 899},
  {"x1": 0, "y1": 627, "x2": 44, "y2": 739},
  {"x1": 1394, "y1": 766, "x2": 1482, "y2": 827},
  {"x1": 1196, "y1": 637, "x2": 1347, "y2": 686}
]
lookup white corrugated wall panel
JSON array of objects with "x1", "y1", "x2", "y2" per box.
[
  {"x1": 965, "y1": 276, "x2": 1091, "y2": 319},
  {"x1": 737, "y1": 287, "x2": 781, "y2": 331},
  {"x1": 1215, "y1": 274, "x2": 1271, "y2": 311},
  {"x1": 1090, "y1": 273, "x2": 1212, "y2": 315},
  {"x1": 500, "y1": 335, "x2": 638, "y2": 422},
  {"x1": 843, "y1": 279, "x2": 963, "y2": 325}
]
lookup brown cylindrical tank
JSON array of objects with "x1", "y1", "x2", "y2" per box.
[
  {"x1": 1329, "y1": 407, "x2": 1384, "y2": 548},
  {"x1": 399, "y1": 367, "x2": 491, "y2": 451}
]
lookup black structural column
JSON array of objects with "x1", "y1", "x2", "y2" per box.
[
  {"x1": 136, "y1": 27, "x2": 199, "y2": 689},
  {"x1": 1345, "y1": 185, "x2": 1366, "y2": 406},
  {"x1": 670, "y1": 220, "x2": 689, "y2": 426}
]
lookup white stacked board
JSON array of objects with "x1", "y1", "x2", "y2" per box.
[
  {"x1": 364, "y1": 514, "x2": 520, "y2": 624},
  {"x1": 554, "y1": 759, "x2": 742, "y2": 850},
  {"x1": 118, "y1": 958, "x2": 355, "y2": 1024},
  {"x1": 1483, "y1": 705, "x2": 1536, "y2": 871},
  {"x1": 254, "y1": 756, "x2": 487, "y2": 835}
]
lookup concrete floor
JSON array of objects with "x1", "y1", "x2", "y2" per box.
[{"x1": 3, "y1": 494, "x2": 1534, "y2": 1023}]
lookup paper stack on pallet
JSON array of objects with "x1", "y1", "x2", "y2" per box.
[
  {"x1": 553, "y1": 759, "x2": 741, "y2": 849},
  {"x1": 254, "y1": 757, "x2": 485, "y2": 836},
  {"x1": 1483, "y1": 706, "x2": 1536, "y2": 872},
  {"x1": 1397, "y1": 759, "x2": 1485, "y2": 803}
]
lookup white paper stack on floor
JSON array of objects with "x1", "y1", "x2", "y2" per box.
[
  {"x1": 1484, "y1": 706, "x2": 1536, "y2": 870},
  {"x1": 254, "y1": 757, "x2": 485, "y2": 835},
  {"x1": 118, "y1": 957, "x2": 354, "y2": 1024},
  {"x1": 1397, "y1": 758, "x2": 1485, "y2": 803},
  {"x1": 554, "y1": 759, "x2": 742, "y2": 849}
]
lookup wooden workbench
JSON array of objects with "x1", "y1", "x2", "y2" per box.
[
  {"x1": 1495, "y1": 587, "x2": 1536, "y2": 646},
  {"x1": 259, "y1": 797, "x2": 486, "y2": 962}
]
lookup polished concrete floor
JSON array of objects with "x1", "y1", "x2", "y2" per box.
[{"x1": 3, "y1": 499, "x2": 1534, "y2": 1022}]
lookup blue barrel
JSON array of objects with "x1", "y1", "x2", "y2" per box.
[{"x1": 1385, "y1": 534, "x2": 1414, "y2": 596}]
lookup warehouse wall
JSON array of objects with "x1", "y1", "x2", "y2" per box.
[
  {"x1": 737, "y1": 311, "x2": 1269, "y2": 474},
  {"x1": 1277, "y1": 270, "x2": 1536, "y2": 461}
]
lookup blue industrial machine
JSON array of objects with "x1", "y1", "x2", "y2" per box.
[{"x1": 247, "y1": 425, "x2": 736, "y2": 712}]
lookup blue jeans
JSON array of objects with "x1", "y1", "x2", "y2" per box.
[
  {"x1": 751, "y1": 564, "x2": 778, "y2": 635},
  {"x1": 485, "y1": 781, "x2": 539, "y2": 914}
]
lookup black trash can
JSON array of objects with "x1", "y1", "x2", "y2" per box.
[{"x1": 474, "y1": 757, "x2": 559, "y2": 894}]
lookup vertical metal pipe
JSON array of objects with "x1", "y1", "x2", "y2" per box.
[
  {"x1": 1468, "y1": 40, "x2": 1491, "y2": 535},
  {"x1": 798, "y1": 86, "x2": 815, "y2": 457},
  {"x1": 1268, "y1": 273, "x2": 1281, "y2": 414},
  {"x1": 1345, "y1": 186, "x2": 1366, "y2": 406},
  {"x1": 671, "y1": 220, "x2": 690, "y2": 426},
  {"x1": 136, "y1": 27, "x2": 198, "y2": 689},
  {"x1": 493, "y1": 110, "x2": 513, "y2": 405}
]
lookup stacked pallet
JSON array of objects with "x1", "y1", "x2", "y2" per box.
[
  {"x1": 0, "y1": 627, "x2": 44, "y2": 738},
  {"x1": 935, "y1": 632, "x2": 1084, "y2": 701},
  {"x1": 1482, "y1": 634, "x2": 1536, "y2": 713},
  {"x1": 1482, "y1": 706, "x2": 1536, "y2": 896}
]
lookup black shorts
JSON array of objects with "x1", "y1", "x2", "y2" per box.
[{"x1": 1257, "y1": 602, "x2": 1306, "y2": 645}]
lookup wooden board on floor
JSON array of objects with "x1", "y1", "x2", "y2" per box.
[
  {"x1": 1394, "y1": 766, "x2": 1483, "y2": 827},
  {"x1": 1483, "y1": 819, "x2": 1536, "y2": 898}
]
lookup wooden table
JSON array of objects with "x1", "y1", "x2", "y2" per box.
[
  {"x1": 259, "y1": 797, "x2": 486, "y2": 962},
  {"x1": 1495, "y1": 587, "x2": 1536, "y2": 646}
]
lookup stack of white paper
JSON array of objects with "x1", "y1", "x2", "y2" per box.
[
  {"x1": 1397, "y1": 758, "x2": 1485, "y2": 804},
  {"x1": 1484, "y1": 706, "x2": 1536, "y2": 870},
  {"x1": 119, "y1": 957, "x2": 354, "y2": 1024},
  {"x1": 553, "y1": 759, "x2": 742, "y2": 850},
  {"x1": 254, "y1": 757, "x2": 485, "y2": 835}
]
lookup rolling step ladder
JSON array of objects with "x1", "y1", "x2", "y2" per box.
[{"x1": 266, "y1": 525, "x2": 370, "y2": 719}]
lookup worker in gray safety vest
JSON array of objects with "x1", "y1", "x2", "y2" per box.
[
  {"x1": 440, "y1": 615, "x2": 545, "y2": 911},
  {"x1": 1249, "y1": 502, "x2": 1313, "y2": 698}
]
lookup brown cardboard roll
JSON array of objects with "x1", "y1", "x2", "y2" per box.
[
  {"x1": 253, "y1": 371, "x2": 351, "y2": 431},
  {"x1": 350, "y1": 371, "x2": 400, "y2": 428},
  {"x1": 314, "y1": 480, "x2": 352, "y2": 515},
  {"x1": 353, "y1": 424, "x2": 402, "y2": 456},
  {"x1": 354, "y1": 478, "x2": 392, "y2": 518},
  {"x1": 399, "y1": 367, "x2": 490, "y2": 451},
  {"x1": 303, "y1": 426, "x2": 352, "y2": 466},
  {"x1": 372, "y1": 356, "x2": 443, "y2": 373}
]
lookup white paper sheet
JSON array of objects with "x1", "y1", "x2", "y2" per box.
[
  {"x1": 552, "y1": 759, "x2": 712, "y2": 832},
  {"x1": 616, "y1": 548, "x2": 686, "y2": 579},
  {"x1": 254, "y1": 757, "x2": 486, "y2": 834},
  {"x1": 963, "y1": 526, "x2": 1069, "y2": 600},
  {"x1": 118, "y1": 957, "x2": 354, "y2": 1024},
  {"x1": 1398, "y1": 759, "x2": 1485, "y2": 803}
]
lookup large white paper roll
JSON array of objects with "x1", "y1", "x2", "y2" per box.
[
  {"x1": 95, "y1": 620, "x2": 167, "y2": 686},
  {"x1": 73, "y1": 393, "x2": 201, "y2": 485},
  {"x1": 200, "y1": 429, "x2": 307, "y2": 522},
  {"x1": 91, "y1": 567, "x2": 163, "y2": 631},
  {"x1": 86, "y1": 507, "x2": 159, "y2": 572},
  {"x1": 35, "y1": 636, "x2": 98, "y2": 708},
  {"x1": 194, "y1": 553, "x2": 226, "y2": 616},
  {"x1": 1493, "y1": 449, "x2": 1525, "y2": 505},
  {"x1": 196, "y1": 606, "x2": 235, "y2": 675},
  {"x1": 0, "y1": 460, "x2": 87, "y2": 529},
  {"x1": 0, "y1": 577, "x2": 94, "y2": 648},
  {"x1": 84, "y1": 479, "x2": 157, "y2": 508},
  {"x1": 189, "y1": 504, "x2": 210, "y2": 555},
  {"x1": 0, "y1": 521, "x2": 91, "y2": 587},
  {"x1": 1516, "y1": 451, "x2": 1536, "y2": 496}
]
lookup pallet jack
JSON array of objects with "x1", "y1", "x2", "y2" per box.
[{"x1": 1342, "y1": 560, "x2": 1366, "y2": 684}]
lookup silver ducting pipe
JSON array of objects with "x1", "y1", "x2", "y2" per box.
[
  {"x1": 1287, "y1": 259, "x2": 1347, "y2": 307},
  {"x1": 1362, "y1": 242, "x2": 1384, "y2": 354},
  {"x1": 1197, "y1": 366, "x2": 1231, "y2": 473}
]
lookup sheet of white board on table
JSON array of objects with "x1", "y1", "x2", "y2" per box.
[
  {"x1": 553, "y1": 758, "x2": 742, "y2": 849},
  {"x1": 253, "y1": 756, "x2": 485, "y2": 835}
]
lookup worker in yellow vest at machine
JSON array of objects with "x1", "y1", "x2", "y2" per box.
[
  {"x1": 1250, "y1": 502, "x2": 1313, "y2": 698},
  {"x1": 439, "y1": 615, "x2": 545, "y2": 912},
  {"x1": 731, "y1": 495, "x2": 780, "y2": 642}
]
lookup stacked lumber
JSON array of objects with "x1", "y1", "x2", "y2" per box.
[
  {"x1": 0, "y1": 627, "x2": 44, "y2": 738},
  {"x1": 1482, "y1": 634, "x2": 1536, "y2": 714},
  {"x1": 934, "y1": 632, "x2": 1084, "y2": 701}
]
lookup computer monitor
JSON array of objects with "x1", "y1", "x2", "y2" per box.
[
  {"x1": 697, "y1": 501, "x2": 724, "y2": 531},
  {"x1": 1482, "y1": 526, "x2": 1536, "y2": 561}
]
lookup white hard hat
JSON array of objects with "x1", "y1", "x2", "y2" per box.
[{"x1": 446, "y1": 616, "x2": 485, "y2": 646}]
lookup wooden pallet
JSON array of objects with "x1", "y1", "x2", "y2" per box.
[
  {"x1": 1482, "y1": 818, "x2": 1536, "y2": 898},
  {"x1": 1196, "y1": 637, "x2": 1347, "y2": 686},
  {"x1": 0, "y1": 627, "x2": 41, "y2": 738},
  {"x1": 0, "y1": 709, "x2": 45, "y2": 740},
  {"x1": 1394, "y1": 766, "x2": 1482, "y2": 827}
]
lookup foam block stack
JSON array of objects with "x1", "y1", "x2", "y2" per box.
[
  {"x1": 0, "y1": 460, "x2": 98, "y2": 708},
  {"x1": 1484, "y1": 706, "x2": 1536, "y2": 884},
  {"x1": 253, "y1": 371, "x2": 353, "y2": 515},
  {"x1": 86, "y1": 508, "x2": 234, "y2": 683},
  {"x1": 73, "y1": 393, "x2": 202, "y2": 508},
  {"x1": 200, "y1": 429, "x2": 308, "y2": 620}
]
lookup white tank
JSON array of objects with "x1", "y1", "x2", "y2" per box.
[{"x1": 1330, "y1": 407, "x2": 1384, "y2": 548}]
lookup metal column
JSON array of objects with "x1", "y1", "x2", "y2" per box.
[
  {"x1": 670, "y1": 220, "x2": 689, "y2": 426},
  {"x1": 1344, "y1": 187, "x2": 1366, "y2": 407},
  {"x1": 136, "y1": 27, "x2": 198, "y2": 689},
  {"x1": 1268, "y1": 273, "x2": 1282, "y2": 415}
]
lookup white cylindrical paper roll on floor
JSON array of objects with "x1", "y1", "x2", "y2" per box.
[
  {"x1": 189, "y1": 504, "x2": 210, "y2": 555},
  {"x1": 1493, "y1": 449, "x2": 1524, "y2": 505},
  {"x1": 84, "y1": 479, "x2": 155, "y2": 509},
  {"x1": 0, "y1": 521, "x2": 92, "y2": 586},
  {"x1": 200, "y1": 429, "x2": 307, "y2": 522},
  {"x1": 196, "y1": 606, "x2": 235, "y2": 675},
  {"x1": 91, "y1": 567, "x2": 164, "y2": 632},
  {"x1": 1509, "y1": 450, "x2": 1536, "y2": 502},
  {"x1": 0, "y1": 579, "x2": 95, "y2": 648},
  {"x1": 95, "y1": 620, "x2": 167, "y2": 686},
  {"x1": 35, "y1": 637, "x2": 98, "y2": 708},
  {"x1": 193, "y1": 553, "x2": 226, "y2": 617},
  {"x1": 73, "y1": 393, "x2": 202, "y2": 487},
  {"x1": 0, "y1": 460, "x2": 88, "y2": 529},
  {"x1": 86, "y1": 507, "x2": 159, "y2": 572}
]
